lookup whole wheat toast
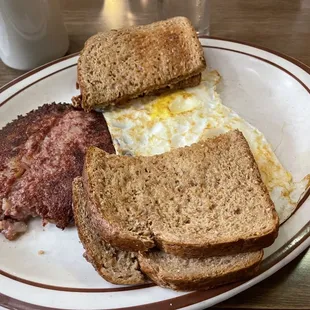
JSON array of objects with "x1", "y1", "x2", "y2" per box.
[
  {"x1": 72, "y1": 17, "x2": 206, "y2": 111},
  {"x1": 82, "y1": 130, "x2": 279, "y2": 257},
  {"x1": 73, "y1": 177, "x2": 263, "y2": 290},
  {"x1": 72, "y1": 177, "x2": 146, "y2": 285},
  {"x1": 138, "y1": 250, "x2": 263, "y2": 291}
]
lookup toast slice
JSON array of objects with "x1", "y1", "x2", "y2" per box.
[
  {"x1": 72, "y1": 177, "x2": 146, "y2": 284},
  {"x1": 83, "y1": 130, "x2": 279, "y2": 257},
  {"x1": 72, "y1": 17, "x2": 206, "y2": 111},
  {"x1": 138, "y1": 250, "x2": 263, "y2": 291},
  {"x1": 72, "y1": 74, "x2": 201, "y2": 109},
  {"x1": 73, "y1": 178, "x2": 263, "y2": 290}
]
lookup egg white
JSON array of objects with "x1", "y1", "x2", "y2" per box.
[{"x1": 104, "y1": 70, "x2": 310, "y2": 224}]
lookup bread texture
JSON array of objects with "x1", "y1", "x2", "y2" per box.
[
  {"x1": 73, "y1": 17, "x2": 206, "y2": 111},
  {"x1": 138, "y1": 250, "x2": 263, "y2": 291},
  {"x1": 83, "y1": 130, "x2": 279, "y2": 257},
  {"x1": 73, "y1": 179, "x2": 263, "y2": 290},
  {"x1": 72, "y1": 177, "x2": 146, "y2": 284}
]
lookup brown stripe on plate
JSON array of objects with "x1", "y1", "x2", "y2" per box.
[
  {"x1": 0, "y1": 267, "x2": 154, "y2": 292},
  {"x1": 1, "y1": 35, "x2": 309, "y2": 96},
  {"x1": 201, "y1": 45, "x2": 310, "y2": 94},
  {"x1": 0, "y1": 38, "x2": 310, "y2": 309},
  {"x1": 0, "y1": 45, "x2": 309, "y2": 292},
  {"x1": 1, "y1": 43, "x2": 310, "y2": 107},
  {"x1": 0, "y1": 221, "x2": 309, "y2": 310},
  {"x1": 0, "y1": 52, "x2": 79, "y2": 94},
  {"x1": 0, "y1": 64, "x2": 77, "y2": 108},
  {"x1": 200, "y1": 35, "x2": 310, "y2": 74}
]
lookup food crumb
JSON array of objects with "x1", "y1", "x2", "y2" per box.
[{"x1": 38, "y1": 250, "x2": 45, "y2": 255}]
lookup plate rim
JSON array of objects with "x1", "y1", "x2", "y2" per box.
[
  {"x1": 0, "y1": 37, "x2": 310, "y2": 310},
  {"x1": 0, "y1": 222, "x2": 309, "y2": 310},
  {"x1": 1, "y1": 35, "x2": 309, "y2": 95},
  {"x1": 202, "y1": 36, "x2": 310, "y2": 74}
]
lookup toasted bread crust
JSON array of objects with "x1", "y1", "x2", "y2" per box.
[
  {"x1": 72, "y1": 178, "x2": 146, "y2": 284},
  {"x1": 147, "y1": 73, "x2": 201, "y2": 96},
  {"x1": 156, "y1": 131, "x2": 279, "y2": 257},
  {"x1": 138, "y1": 251, "x2": 263, "y2": 291},
  {"x1": 155, "y1": 227, "x2": 278, "y2": 258},
  {"x1": 74, "y1": 17, "x2": 206, "y2": 111},
  {"x1": 82, "y1": 131, "x2": 279, "y2": 257},
  {"x1": 72, "y1": 74, "x2": 202, "y2": 110},
  {"x1": 82, "y1": 152, "x2": 155, "y2": 252},
  {"x1": 75, "y1": 176, "x2": 264, "y2": 289}
]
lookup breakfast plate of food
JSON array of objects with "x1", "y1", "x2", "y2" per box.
[{"x1": 0, "y1": 17, "x2": 309, "y2": 310}]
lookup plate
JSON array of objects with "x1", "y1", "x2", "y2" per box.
[{"x1": 0, "y1": 37, "x2": 310, "y2": 310}]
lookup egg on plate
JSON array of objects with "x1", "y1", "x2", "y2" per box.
[{"x1": 104, "y1": 70, "x2": 310, "y2": 224}]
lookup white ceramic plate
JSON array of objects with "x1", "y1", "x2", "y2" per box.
[{"x1": 0, "y1": 37, "x2": 310, "y2": 310}]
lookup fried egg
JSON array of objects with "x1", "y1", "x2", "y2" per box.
[{"x1": 104, "y1": 70, "x2": 310, "y2": 224}]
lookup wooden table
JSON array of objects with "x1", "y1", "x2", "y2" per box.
[{"x1": 0, "y1": 1, "x2": 309, "y2": 309}]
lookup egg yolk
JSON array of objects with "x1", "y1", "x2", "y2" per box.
[{"x1": 149, "y1": 91, "x2": 194, "y2": 120}]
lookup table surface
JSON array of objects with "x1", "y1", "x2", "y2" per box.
[{"x1": 0, "y1": 1, "x2": 309, "y2": 309}]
